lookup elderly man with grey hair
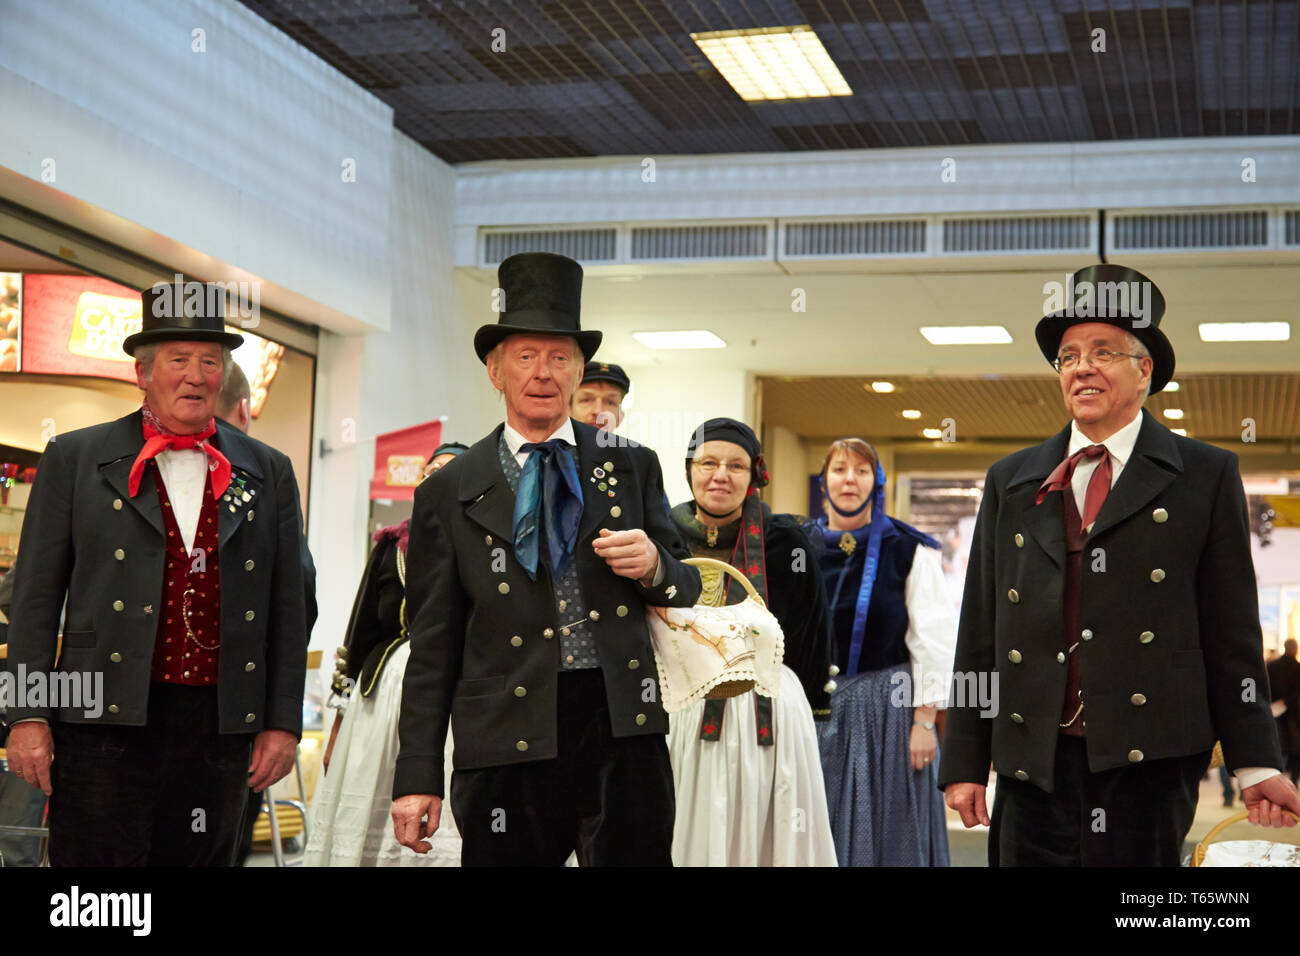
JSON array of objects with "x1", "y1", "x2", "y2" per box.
[
  {"x1": 391, "y1": 252, "x2": 701, "y2": 866},
  {"x1": 940, "y1": 263, "x2": 1299, "y2": 866},
  {"x1": 2, "y1": 279, "x2": 308, "y2": 866}
]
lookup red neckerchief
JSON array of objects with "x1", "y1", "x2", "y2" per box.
[{"x1": 128, "y1": 402, "x2": 232, "y2": 498}]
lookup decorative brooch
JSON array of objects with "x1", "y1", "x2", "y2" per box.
[
  {"x1": 223, "y1": 472, "x2": 256, "y2": 514},
  {"x1": 590, "y1": 462, "x2": 617, "y2": 498}
]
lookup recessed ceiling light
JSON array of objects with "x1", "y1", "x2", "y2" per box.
[
  {"x1": 920, "y1": 326, "x2": 1014, "y2": 345},
  {"x1": 1163, "y1": 408, "x2": 1185, "y2": 420},
  {"x1": 631, "y1": 330, "x2": 727, "y2": 350},
  {"x1": 691, "y1": 26, "x2": 852, "y2": 101},
  {"x1": 901, "y1": 409, "x2": 922, "y2": 419},
  {"x1": 1171, "y1": 428, "x2": 1187, "y2": 436},
  {"x1": 1198, "y1": 322, "x2": 1290, "y2": 342},
  {"x1": 870, "y1": 381, "x2": 895, "y2": 393},
  {"x1": 921, "y1": 427, "x2": 943, "y2": 439},
  {"x1": 1164, "y1": 381, "x2": 1180, "y2": 392}
]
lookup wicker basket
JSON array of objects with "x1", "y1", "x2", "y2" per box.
[
  {"x1": 1191, "y1": 810, "x2": 1300, "y2": 866},
  {"x1": 646, "y1": 556, "x2": 782, "y2": 709},
  {"x1": 683, "y1": 557, "x2": 767, "y2": 700}
]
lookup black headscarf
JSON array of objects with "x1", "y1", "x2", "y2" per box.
[{"x1": 684, "y1": 417, "x2": 769, "y2": 489}]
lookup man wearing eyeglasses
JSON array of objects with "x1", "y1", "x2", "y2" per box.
[{"x1": 939, "y1": 263, "x2": 1299, "y2": 866}]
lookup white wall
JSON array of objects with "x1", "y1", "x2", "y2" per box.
[
  {"x1": 618, "y1": 362, "x2": 753, "y2": 508},
  {"x1": 765, "y1": 424, "x2": 808, "y2": 517},
  {"x1": 453, "y1": 137, "x2": 1300, "y2": 245},
  {"x1": 307, "y1": 133, "x2": 499, "y2": 666},
  {"x1": 0, "y1": 0, "x2": 393, "y2": 333}
]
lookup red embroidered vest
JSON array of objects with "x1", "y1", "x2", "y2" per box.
[{"x1": 149, "y1": 460, "x2": 222, "y2": 685}]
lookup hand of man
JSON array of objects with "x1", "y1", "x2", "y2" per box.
[
  {"x1": 247, "y1": 729, "x2": 299, "y2": 793},
  {"x1": 592, "y1": 528, "x2": 659, "y2": 583},
  {"x1": 945, "y1": 782, "x2": 991, "y2": 827},
  {"x1": 4, "y1": 722, "x2": 54, "y2": 795},
  {"x1": 1241, "y1": 774, "x2": 1300, "y2": 828},
  {"x1": 392, "y1": 794, "x2": 442, "y2": 853}
]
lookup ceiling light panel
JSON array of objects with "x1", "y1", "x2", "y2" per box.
[{"x1": 691, "y1": 26, "x2": 852, "y2": 102}]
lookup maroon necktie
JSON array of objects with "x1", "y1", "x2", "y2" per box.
[{"x1": 1035, "y1": 444, "x2": 1113, "y2": 533}]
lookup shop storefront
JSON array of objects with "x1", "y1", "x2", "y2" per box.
[{"x1": 0, "y1": 238, "x2": 319, "y2": 578}]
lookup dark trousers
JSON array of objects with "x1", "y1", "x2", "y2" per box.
[
  {"x1": 450, "y1": 669, "x2": 674, "y2": 866},
  {"x1": 989, "y1": 735, "x2": 1209, "y2": 866},
  {"x1": 49, "y1": 684, "x2": 253, "y2": 866},
  {"x1": 0, "y1": 772, "x2": 47, "y2": 867},
  {"x1": 234, "y1": 785, "x2": 262, "y2": 866}
]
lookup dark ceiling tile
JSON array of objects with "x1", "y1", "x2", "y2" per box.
[{"x1": 236, "y1": 0, "x2": 1298, "y2": 163}]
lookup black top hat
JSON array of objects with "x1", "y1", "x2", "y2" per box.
[
  {"x1": 1034, "y1": 264, "x2": 1175, "y2": 394},
  {"x1": 580, "y1": 360, "x2": 630, "y2": 393},
  {"x1": 123, "y1": 279, "x2": 245, "y2": 355},
  {"x1": 474, "y1": 252, "x2": 601, "y2": 364}
]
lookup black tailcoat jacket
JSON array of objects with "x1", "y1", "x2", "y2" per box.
[
  {"x1": 4, "y1": 410, "x2": 309, "y2": 736},
  {"x1": 938, "y1": 409, "x2": 1281, "y2": 793},
  {"x1": 393, "y1": 420, "x2": 703, "y2": 799}
]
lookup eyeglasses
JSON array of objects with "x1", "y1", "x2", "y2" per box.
[
  {"x1": 692, "y1": 459, "x2": 750, "y2": 476},
  {"x1": 1052, "y1": 348, "x2": 1144, "y2": 374}
]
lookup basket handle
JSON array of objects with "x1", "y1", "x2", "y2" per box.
[
  {"x1": 1193, "y1": 809, "x2": 1300, "y2": 866},
  {"x1": 683, "y1": 556, "x2": 766, "y2": 607}
]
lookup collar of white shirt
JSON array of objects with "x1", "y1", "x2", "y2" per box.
[
  {"x1": 1067, "y1": 409, "x2": 1144, "y2": 466},
  {"x1": 503, "y1": 419, "x2": 577, "y2": 462}
]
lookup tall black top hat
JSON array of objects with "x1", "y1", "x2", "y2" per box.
[
  {"x1": 123, "y1": 278, "x2": 245, "y2": 355},
  {"x1": 1035, "y1": 263, "x2": 1175, "y2": 394},
  {"x1": 474, "y1": 252, "x2": 601, "y2": 364}
]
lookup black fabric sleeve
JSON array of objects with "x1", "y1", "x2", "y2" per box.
[
  {"x1": 766, "y1": 514, "x2": 832, "y2": 718},
  {"x1": 333, "y1": 539, "x2": 392, "y2": 695}
]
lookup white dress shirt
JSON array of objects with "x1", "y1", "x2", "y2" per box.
[
  {"x1": 904, "y1": 542, "x2": 960, "y2": 707},
  {"x1": 1066, "y1": 411, "x2": 1143, "y2": 531},
  {"x1": 152, "y1": 446, "x2": 209, "y2": 555},
  {"x1": 1067, "y1": 411, "x2": 1276, "y2": 787},
  {"x1": 503, "y1": 419, "x2": 577, "y2": 466}
]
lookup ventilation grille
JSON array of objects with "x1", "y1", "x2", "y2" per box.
[
  {"x1": 1285, "y1": 210, "x2": 1300, "y2": 246},
  {"x1": 630, "y1": 224, "x2": 768, "y2": 260},
  {"x1": 482, "y1": 229, "x2": 617, "y2": 264},
  {"x1": 1112, "y1": 211, "x2": 1269, "y2": 249},
  {"x1": 942, "y1": 216, "x2": 1092, "y2": 253},
  {"x1": 784, "y1": 219, "x2": 926, "y2": 257}
]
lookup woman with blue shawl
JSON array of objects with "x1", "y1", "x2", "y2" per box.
[{"x1": 806, "y1": 438, "x2": 957, "y2": 867}]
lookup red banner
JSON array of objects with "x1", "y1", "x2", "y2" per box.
[
  {"x1": 370, "y1": 420, "x2": 443, "y2": 501},
  {"x1": 20, "y1": 274, "x2": 144, "y2": 383}
]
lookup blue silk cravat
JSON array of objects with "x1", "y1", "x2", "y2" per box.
[{"x1": 513, "y1": 439, "x2": 584, "y2": 580}]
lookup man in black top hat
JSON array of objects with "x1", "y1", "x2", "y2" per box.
[
  {"x1": 571, "y1": 360, "x2": 630, "y2": 433},
  {"x1": 3, "y1": 277, "x2": 308, "y2": 865},
  {"x1": 939, "y1": 264, "x2": 1300, "y2": 865},
  {"x1": 391, "y1": 252, "x2": 700, "y2": 865}
]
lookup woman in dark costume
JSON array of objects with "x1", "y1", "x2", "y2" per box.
[
  {"x1": 305, "y1": 442, "x2": 467, "y2": 866},
  {"x1": 806, "y1": 438, "x2": 957, "y2": 866},
  {"x1": 665, "y1": 418, "x2": 837, "y2": 866}
]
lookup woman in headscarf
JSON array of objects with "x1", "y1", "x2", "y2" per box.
[
  {"x1": 806, "y1": 438, "x2": 957, "y2": 866},
  {"x1": 665, "y1": 418, "x2": 837, "y2": 866},
  {"x1": 305, "y1": 441, "x2": 469, "y2": 867}
]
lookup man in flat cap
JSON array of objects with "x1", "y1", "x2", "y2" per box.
[
  {"x1": 940, "y1": 264, "x2": 1300, "y2": 865},
  {"x1": 3, "y1": 277, "x2": 308, "y2": 865},
  {"x1": 571, "y1": 360, "x2": 630, "y2": 434},
  {"x1": 392, "y1": 252, "x2": 701, "y2": 865}
]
